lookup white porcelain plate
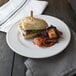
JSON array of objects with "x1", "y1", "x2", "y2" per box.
[{"x1": 6, "y1": 15, "x2": 71, "y2": 58}]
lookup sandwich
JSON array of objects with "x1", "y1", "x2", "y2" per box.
[{"x1": 18, "y1": 11, "x2": 48, "y2": 39}]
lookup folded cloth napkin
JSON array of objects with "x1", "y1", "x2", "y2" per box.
[
  {"x1": 25, "y1": 29, "x2": 76, "y2": 76},
  {"x1": 0, "y1": 0, "x2": 48, "y2": 32},
  {"x1": 0, "y1": 0, "x2": 27, "y2": 25}
]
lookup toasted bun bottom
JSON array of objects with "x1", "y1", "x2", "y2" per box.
[
  {"x1": 18, "y1": 26, "x2": 38, "y2": 39},
  {"x1": 22, "y1": 33, "x2": 37, "y2": 39}
]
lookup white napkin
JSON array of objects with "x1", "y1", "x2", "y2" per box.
[
  {"x1": 0, "y1": 0, "x2": 26, "y2": 25},
  {"x1": 0, "y1": 0, "x2": 48, "y2": 32}
]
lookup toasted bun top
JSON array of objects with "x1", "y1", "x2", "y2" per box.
[{"x1": 18, "y1": 16, "x2": 48, "y2": 30}]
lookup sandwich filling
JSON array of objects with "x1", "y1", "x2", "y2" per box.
[{"x1": 19, "y1": 25, "x2": 42, "y2": 36}]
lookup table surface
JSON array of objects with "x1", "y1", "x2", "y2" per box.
[{"x1": 0, "y1": 0, "x2": 76, "y2": 76}]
